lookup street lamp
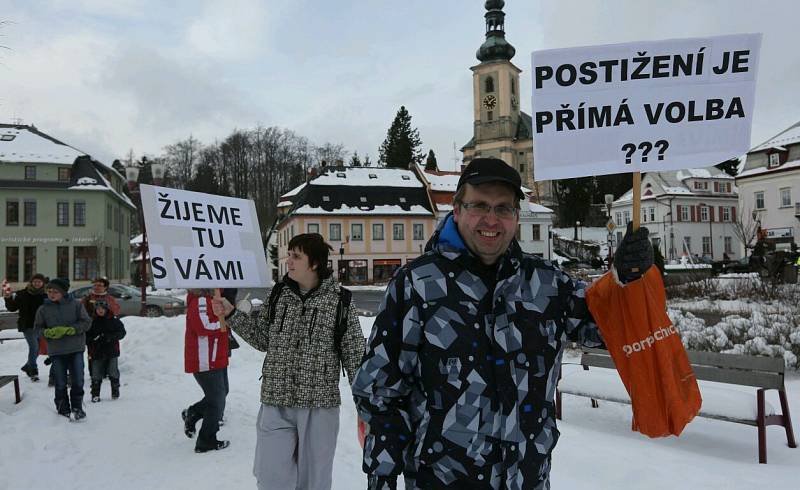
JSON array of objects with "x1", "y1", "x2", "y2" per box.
[
  {"x1": 339, "y1": 244, "x2": 345, "y2": 284},
  {"x1": 125, "y1": 156, "x2": 164, "y2": 316}
]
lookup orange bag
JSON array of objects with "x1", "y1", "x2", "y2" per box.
[{"x1": 586, "y1": 266, "x2": 702, "y2": 437}]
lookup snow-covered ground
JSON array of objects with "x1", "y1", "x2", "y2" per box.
[{"x1": 1, "y1": 315, "x2": 798, "y2": 489}]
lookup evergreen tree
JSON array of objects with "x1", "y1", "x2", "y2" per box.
[
  {"x1": 553, "y1": 177, "x2": 594, "y2": 236},
  {"x1": 187, "y1": 162, "x2": 226, "y2": 196},
  {"x1": 363, "y1": 154, "x2": 373, "y2": 167},
  {"x1": 424, "y1": 149, "x2": 438, "y2": 171},
  {"x1": 715, "y1": 157, "x2": 739, "y2": 177},
  {"x1": 350, "y1": 151, "x2": 362, "y2": 167},
  {"x1": 378, "y1": 106, "x2": 424, "y2": 169}
]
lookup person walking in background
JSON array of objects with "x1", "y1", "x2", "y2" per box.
[
  {"x1": 86, "y1": 300, "x2": 126, "y2": 402},
  {"x1": 214, "y1": 233, "x2": 366, "y2": 490},
  {"x1": 182, "y1": 288, "x2": 230, "y2": 453},
  {"x1": 34, "y1": 278, "x2": 91, "y2": 420},
  {"x1": 81, "y1": 277, "x2": 121, "y2": 317},
  {"x1": 3, "y1": 273, "x2": 47, "y2": 382}
]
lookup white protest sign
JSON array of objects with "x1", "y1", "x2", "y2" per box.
[
  {"x1": 139, "y1": 184, "x2": 271, "y2": 288},
  {"x1": 531, "y1": 33, "x2": 761, "y2": 181}
]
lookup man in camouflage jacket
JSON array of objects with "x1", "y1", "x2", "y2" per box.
[{"x1": 352, "y1": 158, "x2": 652, "y2": 490}]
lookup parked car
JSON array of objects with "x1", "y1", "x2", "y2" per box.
[{"x1": 71, "y1": 284, "x2": 185, "y2": 317}]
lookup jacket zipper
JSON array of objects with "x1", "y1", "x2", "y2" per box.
[
  {"x1": 278, "y1": 304, "x2": 288, "y2": 332},
  {"x1": 308, "y1": 308, "x2": 318, "y2": 341}
]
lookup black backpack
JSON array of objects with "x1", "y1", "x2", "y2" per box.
[{"x1": 265, "y1": 282, "x2": 353, "y2": 375}]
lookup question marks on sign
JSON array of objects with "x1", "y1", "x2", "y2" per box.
[
  {"x1": 621, "y1": 143, "x2": 636, "y2": 164},
  {"x1": 654, "y1": 140, "x2": 669, "y2": 161},
  {"x1": 621, "y1": 140, "x2": 670, "y2": 164}
]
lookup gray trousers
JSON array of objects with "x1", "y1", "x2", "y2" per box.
[{"x1": 254, "y1": 404, "x2": 340, "y2": 490}]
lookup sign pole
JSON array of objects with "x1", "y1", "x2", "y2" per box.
[
  {"x1": 631, "y1": 171, "x2": 642, "y2": 273},
  {"x1": 215, "y1": 288, "x2": 228, "y2": 332}
]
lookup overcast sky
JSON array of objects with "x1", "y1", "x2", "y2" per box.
[{"x1": 1, "y1": 0, "x2": 798, "y2": 171}]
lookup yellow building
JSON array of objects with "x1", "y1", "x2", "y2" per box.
[{"x1": 275, "y1": 165, "x2": 437, "y2": 284}]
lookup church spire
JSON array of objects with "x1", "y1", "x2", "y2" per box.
[{"x1": 476, "y1": 0, "x2": 516, "y2": 62}]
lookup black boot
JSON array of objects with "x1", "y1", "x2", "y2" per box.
[
  {"x1": 72, "y1": 402, "x2": 86, "y2": 421},
  {"x1": 182, "y1": 409, "x2": 200, "y2": 439},
  {"x1": 55, "y1": 389, "x2": 71, "y2": 417},
  {"x1": 110, "y1": 378, "x2": 120, "y2": 399},
  {"x1": 91, "y1": 381, "x2": 101, "y2": 403},
  {"x1": 194, "y1": 440, "x2": 230, "y2": 453}
]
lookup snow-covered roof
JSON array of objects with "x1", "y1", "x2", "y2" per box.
[
  {"x1": 281, "y1": 182, "x2": 306, "y2": 198},
  {"x1": 676, "y1": 168, "x2": 734, "y2": 181},
  {"x1": 425, "y1": 173, "x2": 460, "y2": 192},
  {"x1": 613, "y1": 166, "x2": 737, "y2": 204},
  {"x1": 750, "y1": 120, "x2": 800, "y2": 152},
  {"x1": 312, "y1": 167, "x2": 423, "y2": 187},
  {"x1": 277, "y1": 201, "x2": 293, "y2": 207},
  {"x1": 528, "y1": 202, "x2": 554, "y2": 213},
  {"x1": 738, "y1": 159, "x2": 800, "y2": 179},
  {"x1": 130, "y1": 234, "x2": 143, "y2": 245},
  {"x1": 0, "y1": 124, "x2": 83, "y2": 164},
  {"x1": 294, "y1": 204, "x2": 432, "y2": 216}
]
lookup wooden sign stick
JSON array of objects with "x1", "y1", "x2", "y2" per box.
[
  {"x1": 631, "y1": 171, "x2": 642, "y2": 273},
  {"x1": 214, "y1": 288, "x2": 228, "y2": 332}
]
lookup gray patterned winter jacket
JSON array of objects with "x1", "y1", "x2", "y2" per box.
[
  {"x1": 228, "y1": 274, "x2": 366, "y2": 408},
  {"x1": 352, "y1": 213, "x2": 604, "y2": 490}
]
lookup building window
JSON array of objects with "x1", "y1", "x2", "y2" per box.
[
  {"x1": 413, "y1": 223, "x2": 424, "y2": 241},
  {"x1": 307, "y1": 223, "x2": 319, "y2": 234},
  {"x1": 780, "y1": 188, "x2": 791, "y2": 208},
  {"x1": 25, "y1": 166, "x2": 36, "y2": 180},
  {"x1": 724, "y1": 236, "x2": 733, "y2": 254},
  {"x1": 623, "y1": 210, "x2": 631, "y2": 224},
  {"x1": 5, "y1": 247, "x2": 19, "y2": 282},
  {"x1": 768, "y1": 153, "x2": 781, "y2": 168},
  {"x1": 649, "y1": 207, "x2": 655, "y2": 222},
  {"x1": 700, "y1": 206, "x2": 709, "y2": 222},
  {"x1": 290, "y1": 225, "x2": 295, "y2": 238},
  {"x1": 755, "y1": 191, "x2": 765, "y2": 210},
  {"x1": 113, "y1": 207, "x2": 120, "y2": 232},
  {"x1": 57, "y1": 247, "x2": 69, "y2": 279},
  {"x1": 106, "y1": 246, "x2": 112, "y2": 278},
  {"x1": 680, "y1": 206, "x2": 689, "y2": 221},
  {"x1": 373, "y1": 223, "x2": 384, "y2": 241},
  {"x1": 485, "y1": 76, "x2": 494, "y2": 93},
  {"x1": 393, "y1": 223, "x2": 405, "y2": 241},
  {"x1": 23, "y1": 247, "x2": 36, "y2": 281},
  {"x1": 532, "y1": 224, "x2": 541, "y2": 241},
  {"x1": 702, "y1": 237, "x2": 711, "y2": 255},
  {"x1": 516, "y1": 224, "x2": 521, "y2": 240},
  {"x1": 106, "y1": 204, "x2": 112, "y2": 230},
  {"x1": 57, "y1": 202, "x2": 69, "y2": 226},
  {"x1": 684, "y1": 237, "x2": 692, "y2": 254},
  {"x1": 6, "y1": 200, "x2": 19, "y2": 226},
  {"x1": 58, "y1": 168, "x2": 71, "y2": 181},
  {"x1": 74, "y1": 202, "x2": 86, "y2": 226},
  {"x1": 487, "y1": 111, "x2": 493, "y2": 121},
  {"x1": 23, "y1": 200, "x2": 36, "y2": 226},
  {"x1": 351, "y1": 224, "x2": 363, "y2": 241},
  {"x1": 511, "y1": 77, "x2": 516, "y2": 95},
  {"x1": 519, "y1": 163, "x2": 526, "y2": 175},
  {"x1": 329, "y1": 223, "x2": 341, "y2": 241},
  {"x1": 641, "y1": 208, "x2": 647, "y2": 223},
  {"x1": 615, "y1": 212, "x2": 622, "y2": 226},
  {"x1": 74, "y1": 246, "x2": 98, "y2": 281},
  {"x1": 722, "y1": 206, "x2": 730, "y2": 222}
]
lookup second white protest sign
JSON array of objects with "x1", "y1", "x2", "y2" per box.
[{"x1": 531, "y1": 33, "x2": 761, "y2": 181}]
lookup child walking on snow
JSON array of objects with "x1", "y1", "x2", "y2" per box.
[{"x1": 86, "y1": 300, "x2": 126, "y2": 402}]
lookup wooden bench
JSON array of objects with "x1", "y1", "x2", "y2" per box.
[
  {"x1": 0, "y1": 375, "x2": 22, "y2": 404},
  {"x1": 556, "y1": 348, "x2": 797, "y2": 463}
]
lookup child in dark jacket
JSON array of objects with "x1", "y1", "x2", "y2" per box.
[{"x1": 86, "y1": 300, "x2": 126, "y2": 402}]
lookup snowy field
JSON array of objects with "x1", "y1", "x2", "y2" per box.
[{"x1": 1, "y1": 315, "x2": 798, "y2": 490}]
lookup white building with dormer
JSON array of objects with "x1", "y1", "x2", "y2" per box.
[
  {"x1": 611, "y1": 167, "x2": 740, "y2": 261},
  {"x1": 736, "y1": 120, "x2": 800, "y2": 251}
]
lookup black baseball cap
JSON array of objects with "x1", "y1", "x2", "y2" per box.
[{"x1": 457, "y1": 158, "x2": 525, "y2": 200}]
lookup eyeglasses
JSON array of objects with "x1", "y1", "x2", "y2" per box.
[{"x1": 459, "y1": 201, "x2": 519, "y2": 219}]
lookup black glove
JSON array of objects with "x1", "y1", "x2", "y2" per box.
[{"x1": 614, "y1": 222, "x2": 653, "y2": 283}]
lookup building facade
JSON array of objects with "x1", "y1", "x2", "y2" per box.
[
  {"x1": 0, "y1": 124, "x2": 135, "y2": 288},
  {"x1": 275, "y1": 166, "x2": 437, "y2": 284},
  {"x1": 736, "y1": 120, "x2": 800, "y2": 252},
  {"x1": 460, "y1": 0, "x2": 555, "y2": 207},
  {"x1": 612, "y1": 167, "x2": 740, "y2": 261}
]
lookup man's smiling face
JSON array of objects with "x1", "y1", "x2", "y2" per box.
[{"x1": 453, "y1": 182, "x2": 519, "y2": 265}]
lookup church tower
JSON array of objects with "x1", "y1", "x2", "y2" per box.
[{"x1": 461, "y1": 0, "x2": 553, "y2": 205}]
